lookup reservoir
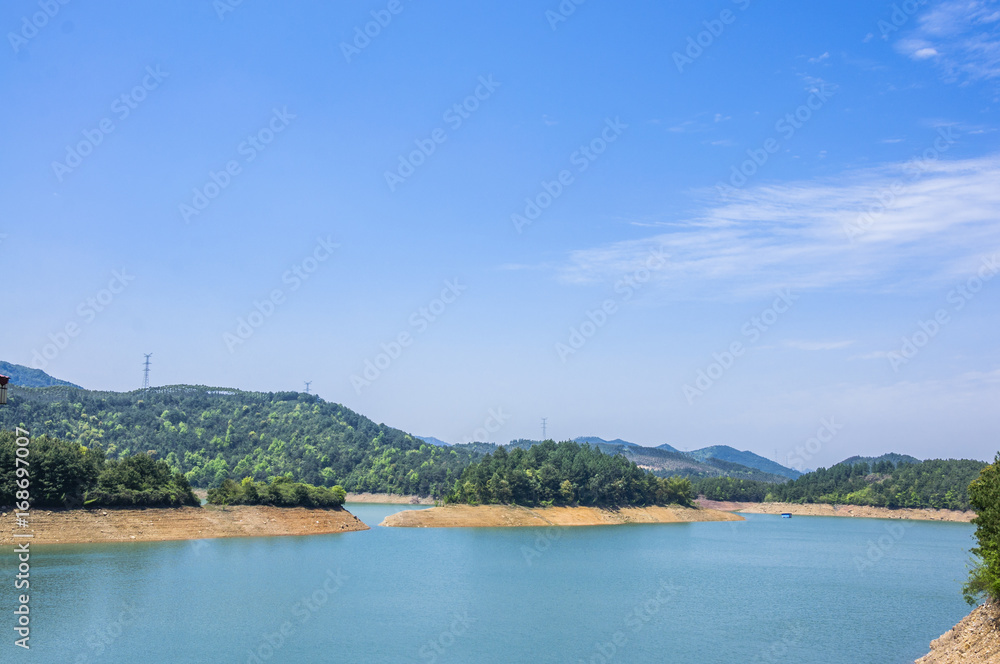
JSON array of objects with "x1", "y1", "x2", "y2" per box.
[{"x1": 1, "y1": 504, "x2": 974, "y2": 663}]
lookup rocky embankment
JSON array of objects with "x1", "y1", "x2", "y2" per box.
[
  {"x1": 696, "y1": 499, "x2": 975, "y2": 522},
  {"x1": 345, "y1": 492, "x2": 435, "y2": 504},
  {"x1": 381, "y1": 504, "x2": 742, "y2": 527},
  {"x1": 916, "y1": 603, "x2": 1000, "y2": 663},
  {"x1": 0, "y1": 505, "x2": 369, "y2": 545}
]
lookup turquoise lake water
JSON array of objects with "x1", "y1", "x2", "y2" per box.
[{"x1": 0, "y1": 505, "x2": 977, "y2": 663}]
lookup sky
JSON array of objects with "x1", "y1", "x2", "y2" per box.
[{"x1": 2, "y1": 0, "x2": 1000, "y2": 469}]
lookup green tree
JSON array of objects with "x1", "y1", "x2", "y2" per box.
[{"x1": 965, "y1": 454, "x2": 1000, "y2": 605}]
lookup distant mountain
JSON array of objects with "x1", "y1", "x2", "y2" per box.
[
  {"x1": 0, "y1": 361, "x2": 82, "y2": 389},
  {"x1": 684, "y1": 445, "x2": 802, "y2": 480},
  {"x1": 838, "y1": 453, "x2": 920, "y2": 468},
  {"x1": 655, "y1": 443, "x2": 681, "y2": 453},
  {"x1": 461, "y1": 439, "x2": 789, "y2": 483},
  {"x1": 574, "y1": 436, "x2": 641, "y2": 447},
  {"x1": 417, "y1": 436, "x2": 451, "y2": 447}
]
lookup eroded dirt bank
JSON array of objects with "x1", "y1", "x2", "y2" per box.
[
  {"x1": 380, "y1": 504, "x2": 743, "y2": 528},
  {"x1": 345, "y1": 492, "x2": 435, "y2": 504},
  {"x1": 916, "y1": 603, "x2": 1000, "y2": 663},
  {"x1": 0, "y1": 505, "x2": 369, "y2": 545},
  {"x1": 696, "y1": 499, "x2": 975, "y2": 523}
]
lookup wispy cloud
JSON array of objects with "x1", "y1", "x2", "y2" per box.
[
  {"x1": 556, "y1": 155, "x2": 1000, "y2": 300},
  {"x1": 785, "y1": 340, "x2": 856, "y2": 351},
  {"x1": 852, "y1": 350, "x2": 892, "y2": 361},
  {"x1": 896, "y1": 0, "x2": 1000, "y2": 83}
]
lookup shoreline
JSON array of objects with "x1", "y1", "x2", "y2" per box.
[
  {"x1": 345, "y1": 492, "x2": 436, "y2": 505},
  {"x1": 381, "y1": 504, "x2": 743, "y2": 528},
  {"x1": 0, "y1": 505, "x2": 369, "y2": 545},
  {"x1": 696, "y1": 499, "x2": 975, "y2": 523},
  {"x1": 917, "y1": 602, "x2": 1000, "y2": 663}
]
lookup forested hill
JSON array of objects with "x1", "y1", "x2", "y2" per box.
[
  {"x1": 447, "y1": 440, "x2": 695, "y2": 508},
  {"x1": 457, "y1": 439, "x2": 790, "y2": 483},
  {"x1": 0, "y1": 385, "x2": 480, "y2": 497},
  {"x1": 695, "y1": 457, "x2": 987, "y2": 510},
  {"x1": 0, "y1": 361, "x2": 82, "y2": 388}
]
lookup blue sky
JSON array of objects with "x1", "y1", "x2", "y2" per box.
[{"x1": 3, "y1": 0, "x2": 1000, "y2": 468}]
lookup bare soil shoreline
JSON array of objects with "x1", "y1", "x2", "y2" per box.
[
  {"x1": 345, "y1": 492, "x2": 436, "y2": 505},
  {"x1": 696, "y1": 499, "x2": 975, "y2": 523},
  {"x1": 381, "y1": 504, "x2": 743, "y2": 528},
  {"x1": 0, "y1": 505, "x2": 369, "y2": 545}
]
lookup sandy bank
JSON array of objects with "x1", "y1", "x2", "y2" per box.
[
  {"x1": 0, "y1": 505, "x2": 368, "y2": 545},
  {"x1": 916, "y1": 603, "x2": 1000, "y2": 663},
  {"x1": 346, "y1": 492, "x2": 435, "y2": 505},
  {"x1": 695, "y1": 499, "x2": 975, "y2": 523},
  {"x1": 380, "y1": 504, "x2": 742, "y2": 528}
]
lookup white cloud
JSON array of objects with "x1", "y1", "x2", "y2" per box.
[
  {"x1": 853, "y1": 351, "x2": 892, "y2": 361},
  {"x1": 785, "y1": 340, "x2": 856, "y2": 351},
  {"x1": 556, "y1": 155, "x2": 1000, "y2": 300},
  {"x1": 897, "y1": 0, "x2": 1000, "y2": 82},
  {"x1": 808, "y1": 52, "x2": 831, "y2": 63}
]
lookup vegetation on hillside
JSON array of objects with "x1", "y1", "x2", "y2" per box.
[
  {"x1": 207, "y1": 476, "x2": 346, "y2": 508},
  {"x1": 0, "y1": 361, "x2": 82, "y2": 389},
  {"x1": 965, "y1": 454, "x2": 1000, "y2": 605},
  {"x1": 445, "y1": 440, "x2": 694, "y2": 508},
  {"x1": 1, "y1": 386, "x2": 482, "y2": 497},
  {"x1": 694, "y1": 458, "x2": 985, "y2": 511},
  {"x1": 693, "y1": 476, "x2": 771, "y2": 502},
  {"x1": 0, "y1": 431, "x2": 197, "y2": 508},
  {"x1": 456, "y1": 439, "x2": 790, "y2": 483}
]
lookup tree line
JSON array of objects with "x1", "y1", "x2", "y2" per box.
[
  {"x1": 207, "y1": 476, "x2": 346, "y2": 508},
  {"x1": 0, "y1": 431, "x2": 197, "y2": 508},
  {"x1": 693, "y1": 458, "x2": 986, "y2": 511},
  {"x1": 445, "y1": 440, "x2": 694, "y2": 508}
]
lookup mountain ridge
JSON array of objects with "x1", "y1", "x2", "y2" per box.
[{"x1": 0, "y1": 361, "x2": 82, "y2": 389}]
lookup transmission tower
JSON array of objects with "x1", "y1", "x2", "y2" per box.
[
  {"x1": 541, "y1": 417, "x2": 548, "y2": 440},
  {"x1": 304, "y1": 381, "x2": 312, "y2": 394},
  {"x1": 142, "y1": 354, "x2": 152, "y2": 390}
]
